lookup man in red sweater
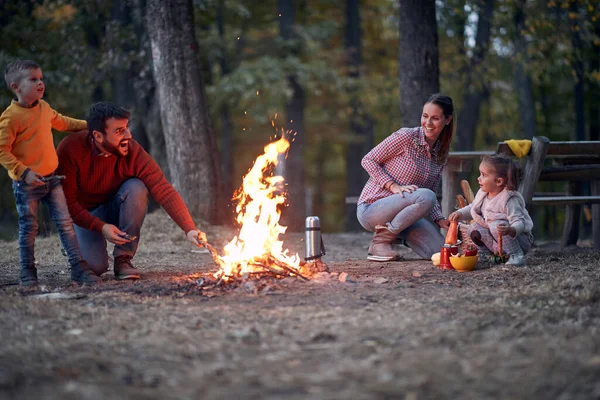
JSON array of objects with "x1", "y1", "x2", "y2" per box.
[{"x1": 57, "y1": 102, "x2": 207, "y2": 280}]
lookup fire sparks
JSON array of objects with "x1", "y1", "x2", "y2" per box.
[{"x1": 214, "y1": 137, "x2": 302, "y2": 281}]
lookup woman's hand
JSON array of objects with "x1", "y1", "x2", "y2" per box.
[
  {"x1": 447, "y1": 211, "x2": 462, "y2": 223},
  {"x1": 390, "y1": 184, "x2": 418, "y2": 198},
  {"x1": 437, "y1": 218, "x2": 451, "y2": 229}
]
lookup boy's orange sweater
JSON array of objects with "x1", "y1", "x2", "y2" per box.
[{"x1": 0, "y1": 99, "x2": 87, "y2": 180}]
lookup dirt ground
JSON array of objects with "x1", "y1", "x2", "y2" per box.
[{"x1": 0, "y1": 210, "x2": 599, "y2": 400}]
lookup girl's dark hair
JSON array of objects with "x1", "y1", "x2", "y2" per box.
[
  {"x1": 481, "y1": 154, "x2": 523, "y2": 191},
  {"x1": 425, "y1": 93, "x2": 455, "y2": 164}
]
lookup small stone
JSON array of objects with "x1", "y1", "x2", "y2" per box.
[
  {"x1": 412, "y1": 271, "x2": 422, "y2": 278},
  {"x1": 339, "y1": 272, "x2": 355, "y2": 283},
  {"x1": 373, "y1": 277, "x2": 389, "y2": 284}
]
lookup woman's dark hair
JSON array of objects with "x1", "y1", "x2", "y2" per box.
[
  {"x1": 86, "y1": 101, "x2": 131, "y2": 135},
  {"x1": 425, "y1": 93, "x2": 455, "y2": 164},
  {"x1": 481, "y1": 154, "x2": 523, "y2": 191}
]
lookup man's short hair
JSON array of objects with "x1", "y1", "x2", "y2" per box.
[
  {"x1": 4, "y1": 60, "x2": 41, "y2": 91},
  {"x1": 86, "y1": 102, "x2": 131, "y2": 134}
]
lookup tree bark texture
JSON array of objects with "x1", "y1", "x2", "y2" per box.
[
  {"x1": 513, "y1": 0, "x2": 536, "y2": 139},
  {"x1": 590, "y1": 17, "x2": 600, "y2": 141},
  {"x1": 147, "y1": 0, "x2": 222, "y2": 224},
  {"x1": 345, "y1": 0, "x2": 373, "y2": 231},
  {"x1": 278, "y1": 0, "x2": 306, "y2": 232},
  {"x1": 456, "y1": 0, "x2": 495, "y2": 151},
  {"x1": 217, "y1": 0, "x2": 235, "y2": 223},
  {"x1": 570, "y1": 0, "x2": 585, "y2": 142},
  {"x1": 398, "y1": 0, "x2": 439, "y2": 127}
]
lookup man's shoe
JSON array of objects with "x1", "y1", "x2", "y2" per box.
[
  {"x1": 20, "y1": 267, "x2": 38, "y2": 287},
  {"x1": 505, "y1": 248, "x2": 525, "y2": 266},
  {"x1": 71, "y1": 261, "x2": 101, "y2": 285},
  {"x1": 114, "y1": 256, "x2": 141, "y2": 280}
]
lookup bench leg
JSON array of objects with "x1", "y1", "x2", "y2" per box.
[
  {"x1": 561, "y1": 181, "x2": 582, "y2": 248},
  {"x1": 593, "y1": 181, "x2": 600, "y2": 250}
]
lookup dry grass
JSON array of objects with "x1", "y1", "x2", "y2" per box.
[{"x1": 0, "y1": 210, "x2": 599, "y2": 399}]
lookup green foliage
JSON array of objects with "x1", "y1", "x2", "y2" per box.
[{"x1": 1, "y1": 0, "x2": 599, "y2": 237}]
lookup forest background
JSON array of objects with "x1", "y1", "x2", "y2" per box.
[{"x1": 0, "y1": 0, "x2": 599, "y2": 241}]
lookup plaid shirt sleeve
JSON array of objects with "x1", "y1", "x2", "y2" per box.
[{"x1": 360, "y1": 128, "x2": 413, "y2": 188}]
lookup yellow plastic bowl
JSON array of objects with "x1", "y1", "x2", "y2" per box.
[{"x1": 449, "y1": 255, "x2": 478, "y2": 272}]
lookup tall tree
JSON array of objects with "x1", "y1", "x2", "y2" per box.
[
  {"x1": 146, "y1": 0, "x2": 222, "y2": 223},
  {"x1": 456, "y1": 0, "x2": 495, "y2": 151},
  {"x1": 512, "y1": 0, "x2": 536, "y2": 139},
  {"x1": 590, "y1": 15, "x2": 600, "y2": 141},
  {"x1": 217, "y1": 0, "x2": 234, "y2": 207},
  {"x1": 398, "y1": 0, "x2": 439, "y2": 126},
  {"x1": 345, "y1": 0, "x2": 373, "y2": 231},
  {"x1": 278, "y1": 0, "x2": 306, "y2": 231}
]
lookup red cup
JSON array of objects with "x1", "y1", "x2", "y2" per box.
[{"x1": 439, "y1": 244, "x2": 458, "y2": 269}]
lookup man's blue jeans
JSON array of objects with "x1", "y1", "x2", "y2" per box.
[
  {"x1": 356, "y1": 188, "x2": 444, "y2": 259},
  {"x1": 13, "y1": 178, "x2": 84, "y2": 272},
  {"x1": 74, "y1": 179, "x2": 149, "y2": 276}
]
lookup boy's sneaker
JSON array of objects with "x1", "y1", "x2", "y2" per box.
[
  {"x1": 71, "y1": 261, "x2": 101, "y2": 285},
  {"x1": 20, "y1": 267, "x2": 38, "y2": 287},
  {"x1": 505, "y1": 248, "x2": 525, "y2": 266},
  {"x1": 114, "y1": 256, "x2": 141, "y2": 280}
]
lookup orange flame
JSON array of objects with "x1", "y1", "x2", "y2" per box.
[{"x1": 215, "y1": 137, "x2": 300, "y2": 280}]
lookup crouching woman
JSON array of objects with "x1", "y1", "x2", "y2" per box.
[{"x1": 356, "y1": 94, "x2": 455, "y2": 261}]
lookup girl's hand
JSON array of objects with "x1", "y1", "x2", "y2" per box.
[
  {"x1": 437, "y1": 218, "x2": 451, "y2": 229},
  {"x1": 390, "y1": 184, "x2": 418, "y2": 198},
  {"x1": 447, "y1": 212, "x2": 461, "y2": 223},
  {"x1": 496, "y1": 224, "x2": 516, "y2": 238}
]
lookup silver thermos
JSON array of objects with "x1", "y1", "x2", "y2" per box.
[{"x1": 305, "y1": 216, "x2": 326, "y2": 261}]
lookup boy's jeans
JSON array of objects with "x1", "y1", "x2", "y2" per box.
[
  {"x1": 356, "y1": 188, "x2": 445, "y2": 259},
  {"x1": 74, "y1": 179, "x2": 149, "y2": 276},
  {"x1": 13, "y1": 178, "x2": 84, "y2": 271}
]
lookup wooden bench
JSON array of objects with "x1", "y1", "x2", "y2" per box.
[{"x1": 496, "y1": 136, "x2": 600, "y2": 249}]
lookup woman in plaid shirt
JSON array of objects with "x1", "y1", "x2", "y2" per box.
[{"x1": 357, "y1": 94, "x2": 454, "y2": 261}]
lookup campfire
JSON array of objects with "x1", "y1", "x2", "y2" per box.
[{"x1": 200, "y1": 136, "x2": 321, "y2": 283}]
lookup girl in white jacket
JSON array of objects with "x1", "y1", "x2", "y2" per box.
[{"x1": 448, "y1": 154, "x2": 534, "y2": 265}]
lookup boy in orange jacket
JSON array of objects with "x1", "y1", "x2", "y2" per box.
[{"x1": 0, "y1": 60, "x2": 100, "y2": 286}]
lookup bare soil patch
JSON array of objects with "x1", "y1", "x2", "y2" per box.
[{"x1": 1, "y1": 210, "x2": 599, "y2": 399}]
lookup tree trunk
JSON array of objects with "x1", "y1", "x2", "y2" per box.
[
  {"x1": 278, "y1": 0, "x2": 306, "y2": 232},
  {"x1": 570, "y1": 0, "x2": 585, "y2": 142},
  {"x1": 513, "y1": 0, "x2": 536, "y2": 139},
  {"x1": 456, "y1": 0, "x2": 495, "y2": 151},
  {"x1": 564, "y1": 0, "x2": 585, "y2": 245},
  {"x1": 218, "y1": 0, "x2": 235, "y2": 222},
  {"x1": 147, "y1": 0, "x2": 222, "y2": 224},
  {"x1": 345, "y1": 0, "x2": 373, "y2": 231},
  {"x1": 398, "y1": 0, "x2": 439, "y2": 127},
  {"x1": 589, "y1": 12, "x2": 600, "y2": 141}
]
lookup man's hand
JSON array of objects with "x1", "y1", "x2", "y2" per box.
[
  {"x1": 101, "y1": 224, "x2": 131, "y2": 245},
  {"x1": 447, "y1": 212, "x2": 462, "y2": 223},
  {"x1": 437, "y1": 218, "x2": 451, "y2": 229},
  {"x1": 496, "y1": 224, "x2": 516, "y2": 238},
  {"x1": 186, "y1": 229, "x2": 207, "y2": 246},
  {"x1": 24, "y1": 171, "x2": 45, "y2": 187}
]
